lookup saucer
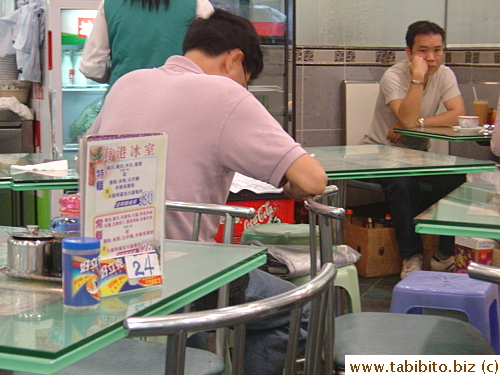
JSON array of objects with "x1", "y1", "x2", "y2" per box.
[{"x1": 452, "y1": 126, "x2": 483, "y2": 134}]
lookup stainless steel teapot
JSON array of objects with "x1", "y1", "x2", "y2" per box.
[{"x1": 7, "y1": 225, "x2": 54, "y2": 277}]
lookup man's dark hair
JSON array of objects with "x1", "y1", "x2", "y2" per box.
[
  {"x1": 405, "y1": 21, "x2": 445, "y2": 49},
  {"x1": 183, "y1": 8, "x2": 264, "y2": 81}
]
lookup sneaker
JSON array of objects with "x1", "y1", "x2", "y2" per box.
[
  {"x1": 430, "y1": 254, "x2": 455, "y2": 272},
  {"x1": 401, "y1": 254, "x2": 423, "y2": 279}
]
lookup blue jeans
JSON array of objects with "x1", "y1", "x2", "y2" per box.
[
  {"x1": 187, "y1": 269, "x2": 308, "y2": 375},
  {"x1": 243, "y1": 269, "x2": 309, "y2": 375},
  {"x1": 380, "y1": 174, "x2": 465, "y2": 259}
]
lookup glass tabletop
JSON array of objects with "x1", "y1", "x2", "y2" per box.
[
  {"x1": 414, "y1": 182, "x2": 500, "y2": 239},
  {"x1": 393, "y1": 126, "x2": 492, "y2": 142},
  {"x1": 0, "y1": 152, "x2": 79, "y2": 191},
  {"x1": 305, "y1": 145, "x2": 496, "y2": 180},
  {"x1": 0, "y1": 229, "x2": 267, "y2": 373}
]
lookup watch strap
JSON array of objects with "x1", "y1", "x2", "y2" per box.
[
  {"x1": 411, "y1": 79, "x2": 425, "y2": 85},
  {"x1": 418, "y1": 117, "x2": 425, "y2": 129}
]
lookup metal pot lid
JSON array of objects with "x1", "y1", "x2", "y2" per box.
[{"x1": 11, "y1": 225, "x2": 54, "y2": 240}]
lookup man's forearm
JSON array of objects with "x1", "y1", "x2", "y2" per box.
[
  {"x1": 396, "y1": 84, "x2": 425, "y2": 128},
  {"x1": 423, "y1": 108, "x2": 464, "y2": 127}
]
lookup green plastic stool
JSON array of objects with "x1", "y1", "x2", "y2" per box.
[
  {"x1": 241, "y1": 223, "x2": 362, "y2": 313},
  {"x1": 289, "y1": 264, "x2": 361, "y2": 313}
]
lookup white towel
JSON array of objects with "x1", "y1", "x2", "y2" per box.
[
  {"x1": 10, "y1": 159, "x2": 68, "y2": 176},
  {"x1": 0, "y1": 97, "x2": 33, "y2": 119}
]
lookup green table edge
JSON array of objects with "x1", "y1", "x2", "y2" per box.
[
  {"x1": 415, "y1": 223, "x2": 500, "y2": 239},
  {"x1": 326, "y1": 164, "x2": 495, "y2": 180},
  {"x1": 9, "y1": 181, "x2": 79, "y2": 191},
  {"x1": 0, "y1": 252, "x2": 266, "y2": 374},
  {"x1": 394, "y1": 128, "x2": 492, "y2": 142}
]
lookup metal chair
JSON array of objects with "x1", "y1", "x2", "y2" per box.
[
  {"x1": 307, "y1": 195, "x2": 496, "y2": 372},
  {"x1": 468, "y1": 261, "x2": 500, "y2": 284},
  {"x1": 124, "y1": 262, "x2": 336, "y2": 375},
  {"x1": 165, "y1": 200, "x2": 256, "y2": 358}
]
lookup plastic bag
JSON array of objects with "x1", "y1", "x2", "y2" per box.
[{"x1": 68, "y1": 95, "x2": 104, "y2": 143}]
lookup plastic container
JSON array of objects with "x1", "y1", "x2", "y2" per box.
[
  {"x1": 49, "y1": 216, "x2": 80, "y2": 278},
  {"x1": 58, "y1": 193, "x2": 80, "y2": 217},
  {"x1": 62, "y1": 237, "x2": 100, "y2": 310},
  {"x1": 49, "y1": 193, "x2": 81, "y2": 277}
]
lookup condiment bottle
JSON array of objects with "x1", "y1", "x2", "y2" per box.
[
  {"x1": 48, "y1": 193, "x2": 81, "y2": 278},
  {"x1": 61, "y1": 50, "x2": 74, "y2": 87},
  {"x1": 365, "y1": 217, "x2": 374, "y2": 229},
  {"x1": 384, "y1": 213, "x2": 393, "y2": 227},
  {"x1": 345, "y1": 209, "x2": 353, "y2": 224}
]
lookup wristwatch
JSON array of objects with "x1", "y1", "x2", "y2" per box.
[
  {"x1": 417, "y1": 117, "x2": 426, "y2": 129},
  {"x1": 411, "y1": 79, "x2": 424, "y2": 85}
]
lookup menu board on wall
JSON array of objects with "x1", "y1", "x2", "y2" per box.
[{"x1": 79, "y1": 133, "x2": 168, "y2": 296}]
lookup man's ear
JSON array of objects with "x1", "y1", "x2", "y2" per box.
[
  {"x1": 405, "y1": 46, "x2": 412, "y2": 59},
  {"x1": 224, "y1": 49, "x2": 244, "y2": 74}
]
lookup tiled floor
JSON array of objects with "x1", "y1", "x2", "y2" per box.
[{"x1": 357, "y1": 274, "x2": 400, "y2": 312}]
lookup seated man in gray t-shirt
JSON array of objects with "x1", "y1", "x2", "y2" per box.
[{"x1": 364, "y1": 20, "x2": 466, "y2": 279}]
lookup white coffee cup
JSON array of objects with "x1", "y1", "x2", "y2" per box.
[{"x1": 458, "y1": 115, "x2": 479, "y2": 128}]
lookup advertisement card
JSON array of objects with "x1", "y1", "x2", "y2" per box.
[{"x1": 79, "y1": 133, "x2": 167, "y2": 295}]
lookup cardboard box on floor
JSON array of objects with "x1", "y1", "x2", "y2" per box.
[
  {"x1": 345, "y1": 217, "x2": 438, "y2": 277},
  {"x1": 454, "y1": 236, "x2": 499, "y2": 273},
  {"x1": 493, "y1": 248, "x2": 500, "y2": 267}
]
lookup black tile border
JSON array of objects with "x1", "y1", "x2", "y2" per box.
[{"x1": 296, "y1": 46, "x2": 500, "y2": 67}]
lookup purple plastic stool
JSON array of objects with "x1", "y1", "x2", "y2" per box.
[{"x1": 390, "y1": 271, "x2": 500, "y2": 354}]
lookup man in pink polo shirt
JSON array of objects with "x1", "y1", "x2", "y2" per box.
[{"x1": 87, "y1": 9, "x2": 326, "y2": 375}]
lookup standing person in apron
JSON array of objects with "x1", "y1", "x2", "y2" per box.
[{"x1": 79, "y1": 0, "x2": 214, "y2": 90}]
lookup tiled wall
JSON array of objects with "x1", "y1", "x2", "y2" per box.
[{"x1": 294, "y1": 46, "x2": 500, "y2": 160}]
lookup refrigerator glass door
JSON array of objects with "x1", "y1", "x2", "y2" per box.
[
  {"x1": 212, "y1": 0, "x2": 291, "y2": 133},
  {"x1": 60, "y1": 9, "x2": 107, "y2": 150}
]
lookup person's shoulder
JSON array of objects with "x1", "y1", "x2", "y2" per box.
[
  {"x1": 380, "y1": 60, "x2": 408, "y2": 84},
  {"x1": 111, "y1": 66, "x2": 158, "y2": 88},
  {"x1": 433, "y1": 64, "x2": 458, "y2": 83},
  {"x1": 436, "y1": 64, "x2": 455, "y2": 75},
  {"x1": 385, "y1": 60, "x2": 407, "y2": 74}
]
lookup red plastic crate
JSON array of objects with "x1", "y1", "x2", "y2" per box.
[{"x1": 214, "y1": 198, "x2": 295, "y2": 244}]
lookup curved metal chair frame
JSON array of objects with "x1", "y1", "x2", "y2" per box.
[
  {"x1": 125, "y1": 263, "x2": 337, "y2": 375},
  {"x1": 303, "y1": 189, "x2": 497, "y2": 369},
  {"x1": 165, "y1": 200, "x2": 256, "y2": 359}
]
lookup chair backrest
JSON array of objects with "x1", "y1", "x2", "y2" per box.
[
  {"x1": 124, "y1": 262, "x2": 337, "y2": 375},
  {"x1": 344, "y1": 80, "x2": 379, "y2": 145},
  {"x1": 165, "y1": 200, "x2": 257, "y2": 359},
  {"x1": 304, "y1": 185, "x2": 345, "y2": 272},
  {"x1": 165, "y1": 200, "x2": 256, "y2": 244}
]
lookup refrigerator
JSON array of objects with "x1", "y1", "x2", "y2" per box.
[
  {"x1": 32, "y1": 0, "x2": 104, "y2": 156},
  {"x1": 28, "y1": 0, "x2": 103, "y2": 226}
]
